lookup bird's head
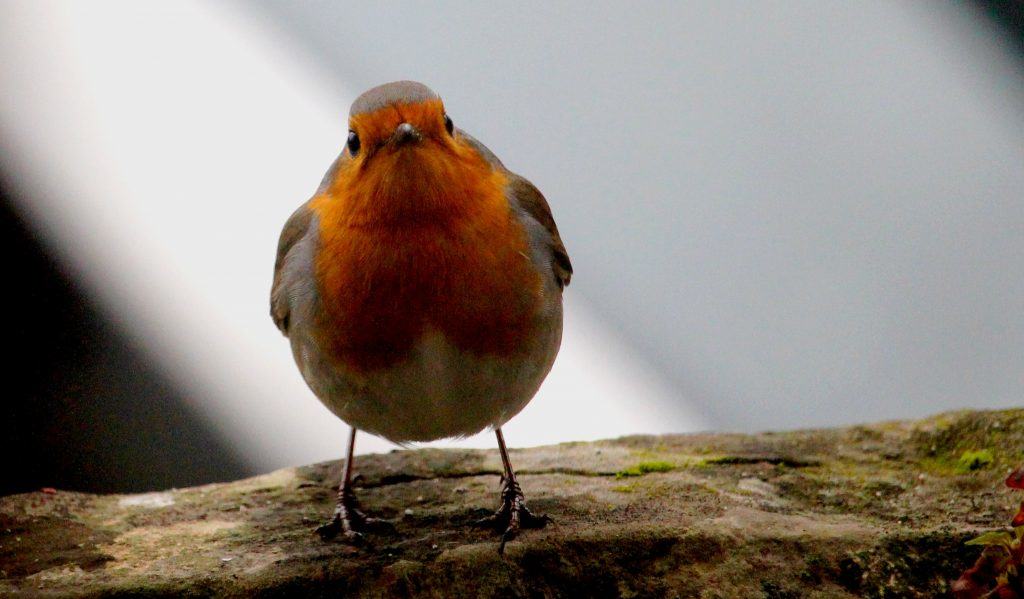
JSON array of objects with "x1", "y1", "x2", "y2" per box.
[
  {"x1": 344, "y1": 80, "x2": 455, "y2": 161},
  {"x1": 321, "y1": 81, "x2": 499, "y2": 224}
]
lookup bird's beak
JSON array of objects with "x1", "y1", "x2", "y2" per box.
[{"x1": 390, "y1": 122, "x2": 422, "y2": 147}]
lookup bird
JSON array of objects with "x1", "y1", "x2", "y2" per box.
[{"x1": 270, "y1": 81, "x2": 572, "y2": 552}]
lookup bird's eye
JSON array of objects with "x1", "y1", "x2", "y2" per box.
[
  {"x1": 347, "y1": 130, "x2": 360, "y2": 156},
  {"x1": 444, "y1": 114, "x2": 454, "y2": 136}
]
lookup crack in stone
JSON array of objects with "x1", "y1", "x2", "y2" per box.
[{"x1": 356, "y1": 468, "x2": 619, "y2": 489}]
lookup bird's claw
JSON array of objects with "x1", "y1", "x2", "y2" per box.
[
  {"x1": 474, "y1": 478, "x2": 551, "y2": 554},
  {"x1": 315, "y1": 490, "x2": 393, "y2": 543},
  {"x1": 314, "y1": 517, "x2": 365, "y2": 543}
]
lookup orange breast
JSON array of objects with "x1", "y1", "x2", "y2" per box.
[{"x1": 310, "y1": 142, "x2": 542, "y2": 373}]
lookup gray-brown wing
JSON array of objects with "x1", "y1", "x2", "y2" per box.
[
  {"x1": 270, "y1": 200, "x2": 313, "y2": 335},
  {"x1": 507, "y1": 174, "x2": 573, "y2": 289},
  {"x1": 458, "y1": 128, "x2": 572, "y2": 289}
]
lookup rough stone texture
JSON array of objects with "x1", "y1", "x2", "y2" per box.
[{"x1": 3, "y1": 409, "x2": 1024, "y2": 597}]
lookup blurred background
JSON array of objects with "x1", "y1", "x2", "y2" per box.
[{"x1": 2, "y1": 1, "x2": 1023, "y2": 495}]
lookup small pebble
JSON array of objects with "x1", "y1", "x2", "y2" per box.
[
  {"x1": 221, "y1": 557, "x2": 233, "y2": 563},
  {"x1": 738, "y1": 477, "x2": 778, "y2": 497},
  {"x1": 404, "y1": 508, "x2": 414, "y2": 516}
]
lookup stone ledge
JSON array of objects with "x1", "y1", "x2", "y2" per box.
[{"x1": 4, "y1": 409, "x2": 1023, "y2": 597}]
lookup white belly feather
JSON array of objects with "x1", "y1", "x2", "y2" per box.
[{"x1": 291, "y1": 306, "x2": 561, "y2": 443}]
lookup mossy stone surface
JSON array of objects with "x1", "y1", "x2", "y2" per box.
[{"x1": 3, "y1": 409, "x2": 1023, "y2": 597}]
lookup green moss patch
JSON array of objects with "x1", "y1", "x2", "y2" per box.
[
  {"x1": 956, "y1": 449, "x2": 994, "y2": 473},
  {"x1": 615, "y1": 461, "x2": 675, "y2": 478}
]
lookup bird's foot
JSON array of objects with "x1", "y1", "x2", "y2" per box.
[
  {"x1": 474, "y1": 477, "x2": 551, "y2": 554},
  {"x1": 315, "y1": 489, "x2": 392, "y2": 543}
]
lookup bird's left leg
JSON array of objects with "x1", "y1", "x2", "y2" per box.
[
  {"x1": 315, "y1": 427, "x2": 385, "y2": 541},
  {"x1": 475, "y1": 427, "x2": 551, "y2": 554}
]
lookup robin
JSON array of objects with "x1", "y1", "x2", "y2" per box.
[{"x1": 270, "y1": 81, "x2": 572, "y2": 552}]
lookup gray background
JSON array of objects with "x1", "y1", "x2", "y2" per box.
[{"x1": 256, "y1": 1, "x2": 1024, "y2": 429}]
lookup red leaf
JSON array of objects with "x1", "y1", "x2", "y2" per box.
[
  {"x1": 1007, "y1": 468, "x2": 1024, "y2": 489},
  {"x1": 951, "y1": 578, "x2": 984, "y2": 599},
  {"x1": 40, "y1": 487, "x2": 56, "y2": 495},
  {"x1": 953, "y1": 565, "x2": 994, "y2": 599},
  {"x1": 1013, "y1": 501, "x2": 1024, "y2": 527},
  {"x1": 954, "y1": 550, "x2": 1013, "y2": 599}
]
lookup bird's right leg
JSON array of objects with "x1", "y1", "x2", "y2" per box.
[
  {"x1": 315, "y1": 427, "x2": 373, "y2": 541},
  {"x1": 474, "y1": 427, "x2": 552, "y2": 554}
]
